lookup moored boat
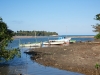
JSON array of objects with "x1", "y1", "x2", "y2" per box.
[
  {"x1": 19, "y1": 42, "x2": 42, "y2": 47},
  {"x1": 43, "y1": 37, "x2": 71, "y2": 45},
  {"x1": 43, "y1": 40, "x2": 65, "y2": 45},
  {"x1": 70, "y1": 40, "x2": 76, "y2": 43},
  {"x1": 19, "y1": 31, "x2": 42, "y2": 47}
]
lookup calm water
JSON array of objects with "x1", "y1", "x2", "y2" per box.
[{"x1": 0, "y1": 36, "x2": 94, "y2": 75}]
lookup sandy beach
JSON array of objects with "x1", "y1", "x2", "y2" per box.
[{"x1": 26, "y1": 41, "x2": 100, "y2": 75}]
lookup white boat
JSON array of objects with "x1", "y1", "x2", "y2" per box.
[
  {"x1": 19, "y1": 31, "x2": 42, "y2": 47},
  {"x1": 57, "y1": 37, "x2": 71, "y2": 42},
  {"x1": 43, "y1": 40, "x2": 64, "y2": 45},
  {"x1": 19, "y1": 42, "x2": 42, "y2": 47},
  {"x1": 43, "y1": 37, "x2": 71, "y2": 45}
]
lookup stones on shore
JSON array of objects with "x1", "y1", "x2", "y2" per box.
[{"x1": 64, "y1": 49, "x2": 67, "y2": 51}]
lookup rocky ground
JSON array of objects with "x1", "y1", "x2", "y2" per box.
[{"x1": 26, "y1": 42, "x2": 100, "y2": 75}]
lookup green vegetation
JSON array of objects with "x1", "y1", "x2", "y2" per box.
[
  {"x1": 94, "y1": 33, "x2": 100, "y2": 39},
  {"x1": 93, "y1": 14, "x2": 100, "y2": 75},
  {"x1": 14, "y1": 30, "x2": 58, "y2": 36},
  {"x1": 92, "y1": 13, "x2": 100, "y2": 39},
  {"x1": 95, "y1": 63, "x2": 100, "y2": 70},
  {"x1": 0, "y1": 17, "x2": 20, "y2": 62},
  {"x1": 95, "y1": 63, "x2": 100, "y2": 75}
]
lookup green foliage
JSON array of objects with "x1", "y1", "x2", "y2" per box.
[
  {"x1": 95, "y1": 13, "x2": 100, "y2": 21},
  {"x1": 14, "y1": 30, "x2": 58, "y2": 36},
  {"x1": 95, "y1": 63, "x2": 100, "y2": 69},
  {"x1": 92, "y1": 24, "x2": 100, "y2": 33},
  {"x1": 92, "y1": 13, "x2": 100, "y2": 39},
  {"x1": 94, "y1": 33, "x2": 100, "y2": 39},
  {"x1": 0, "y1": 17, "x2": 21, "y2": 62}
]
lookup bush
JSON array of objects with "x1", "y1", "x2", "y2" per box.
[{"x1": 94, "y1": 33, "x2": 100, "y2": 39}]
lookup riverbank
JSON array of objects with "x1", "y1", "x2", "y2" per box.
[{"x1": 26, "y1": 42, "x2": 100, "y2": 75}]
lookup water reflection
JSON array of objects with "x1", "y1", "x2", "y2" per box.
[{"x1": 0, "y1": 64, "x2": 9, "y2": 75}]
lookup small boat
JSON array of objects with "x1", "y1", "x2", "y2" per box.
[
  {"x1": 43, "y1": 40, "x2": 65, "y2": 45},
  {"x1": 70, "y1": 40, "x2": 76, "y2": 43},
  {"x1": 43, "y1": 37, "x2": 71, "y2": 45},
  {"x1": 19, "y1": 42, "x2": 42, "y2": 47},
  {"x1": 19, "y1": 31, "x2": 42, "y2": 47}
]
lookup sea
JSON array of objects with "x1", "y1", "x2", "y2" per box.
[{"x1": 0, "y1": 35, "x2": 94, "y2": 75}]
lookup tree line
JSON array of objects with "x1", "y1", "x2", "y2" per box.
[{"x1": 14, "y1": 30, "x2": 58, "y2": 36}]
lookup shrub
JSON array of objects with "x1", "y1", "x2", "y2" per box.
[{"x1": 94, "y1": 33, "x2": 100, "y2": 39}]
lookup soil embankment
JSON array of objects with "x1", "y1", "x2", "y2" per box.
[{"x1": 26, "y1": 42, "x2": 100, "y2": 75}]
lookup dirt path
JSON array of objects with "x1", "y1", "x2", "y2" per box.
[{"x1": 27, "y1": 43, "x2": 100, "y2": 75}]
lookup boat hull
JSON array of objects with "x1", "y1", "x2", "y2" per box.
[
  {"x1": 43, "y1": 37, "x2": 71, "y2": 45},
  {"x1": 43, "y1": 41, "x2": 65, "y2": 45},
  {"x1": 19, "y1": 43, "x2": 42, "y2": 47}
]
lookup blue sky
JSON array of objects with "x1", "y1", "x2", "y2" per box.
[{"x1": 0, "y1": 0, "x2": 100, "y2": 35}]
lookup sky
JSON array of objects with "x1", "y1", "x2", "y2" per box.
[{"x1": 0, "y1": 0, "x2": 100, "y2": 35}]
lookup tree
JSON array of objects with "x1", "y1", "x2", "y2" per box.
[
  {"x1": 92, "y1": 23, "x2": 100, "y2": 33},
  {"x1": 92, "y1": 13, "x2": 100, "y2": 39},
  {"x1": 95, "y1": 14, "x2": 100, "y2": 21},
  {"x1": 0, "y1": 17, "x2": 20, "y2": 62}
]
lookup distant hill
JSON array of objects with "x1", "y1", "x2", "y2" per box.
[{"x1": 14, "y1": 30, "x2": 58, "y2": 36}]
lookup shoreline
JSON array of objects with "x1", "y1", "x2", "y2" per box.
[
  {"x1": 26, "y1": 42, "x2": 100, "y2": 75},
  {"x1": 13, "y1": 35, "x2": 94, "y2": 39}
]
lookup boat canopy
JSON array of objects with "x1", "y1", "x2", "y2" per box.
[{"x1": 58, "y1": 37, "x2": 65, "y2": 40}]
